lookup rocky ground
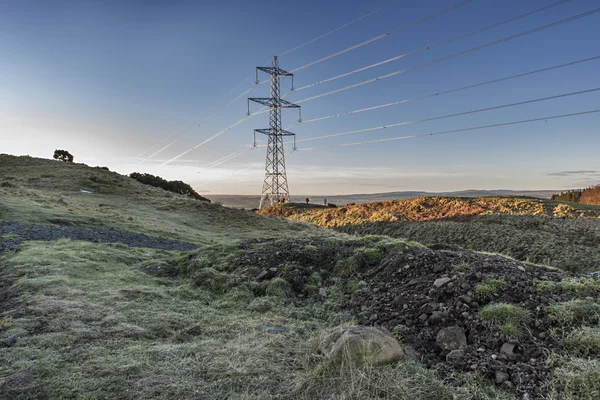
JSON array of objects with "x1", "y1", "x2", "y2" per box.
[
  {"x1": 349, "y1": 249, "x2": 571, "y2": 397},
  {"x1": 214, "y1": 237, "x2": 600, "y2": 398},
  {"x1": 0, "y1": 222, "x2": 198, "y2": 253}
]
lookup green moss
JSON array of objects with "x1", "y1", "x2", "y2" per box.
[
  {"x1": 474, "y1": 279, "x2": 506, "y2": 300},
  {"x1": 265, "y1": 277, "x2": 292, "y2": 298},
  {"x1": 479, "y1": 303, "x2": 530, "y2": 339},
  {"x1": 453, "y1": 263, "x2": 470, "y2": 272},
  {"x1": 333, "y1": 258, "x2": 358, "y2": 279},
  {"x1": 535, "y1": 279, "x2": 559, "y2": 293}
]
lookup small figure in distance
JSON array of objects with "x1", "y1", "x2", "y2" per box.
[
  {"x1": 305, "y1": 197, "x2": 310, "y2": 204},
  {"x1": 323, "y1": 198, "x2": 327, "y2": 206}
]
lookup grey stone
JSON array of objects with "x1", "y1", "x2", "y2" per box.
[
  {"x1": 436, "y1": 326, "x2": 467, "y2": 351},
  {"x1": 0, "y1": 334, "x2": 17, "y2": 347},
  {"x1": 429, "y1": 311, "x2": 445, "y2": 325},
  {"x1": 495, "y1": 371, "x2": 510, "y2": 384},
  {"x1": 433, "y1": 277, "x2": 451, "y2": 288},
  {"x1": 259, "y1": 324, "x2": 289, "y2": 334},
  {"x1": 446, "y1": 349, "x2": 464, "y2": 363},
  {"x1": 327, "y1": 326, "x2": 404, "y2": 367},
  {"x1": 501, "y1": 343, "x2": 515, "y2": 357}
]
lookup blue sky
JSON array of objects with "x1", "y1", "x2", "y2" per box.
[{"x1": 1, "y1": 0, "x2": 599, "y2": 195}]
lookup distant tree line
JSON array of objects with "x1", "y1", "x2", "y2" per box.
[
  {"x1": 129, "y1": 172, "x2": 210, "y2": 202},
  {"x1": 551, "y1": 185, "x2": 600, "y2": 205}
]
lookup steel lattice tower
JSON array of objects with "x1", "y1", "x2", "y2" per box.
[{"x1": 248, "y1": 56, "x2": 301, "y2": 209}]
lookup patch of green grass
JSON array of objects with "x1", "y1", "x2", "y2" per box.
[
  {"x1": 561, "y1": 277, "x2": 600, "y2": 297},
  {"x1": 453, "y1": 262, "x2": 470, "y2": 272},
  {"x1": 564, "y1": 327, "x2": 600, "y2": 357},
  {"x1": 535, "y1": 279, "x2": 559, "y2": 293},
  {"x1": 474, "y1": 279, "x2": 506, "y2": 300},
  {"x1": 1, "y1": 233, "x2": 18, "y2": 240},
  {"x1": 544, "y1": 357, "x2": 600, "y2": 400},
  {"x1": 546, "y1": 300, "x2": 600, "y2": 327},
  {"x1": 333, "y1": 258, "x2": 358, "y2": 279},
  {"x1": 479, "y1": 303, "x2": 530, "y2": 339}
]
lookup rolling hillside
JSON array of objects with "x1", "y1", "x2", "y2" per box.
[{"x1": 2, "y1": 155, "x2": 600, "y2": 399}]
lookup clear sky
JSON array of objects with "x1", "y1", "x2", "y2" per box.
[{"x1": 1, "y1": 0, "x2": 599, "y2": 195}]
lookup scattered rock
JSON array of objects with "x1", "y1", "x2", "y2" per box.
[
  {"x1": 500, "y1": 343, "x2": 515, "y2": 359},
  {"x1": 328, "y1": 326, "x2": 403, "y2": 367},
  {"x1": 495, "y1": 371, "x2": 510, "y2": 384},
  {"x1": 0, "y1": 334, "x2": 17, "y2": 347},
  {"x1": 433, "y1": 277, "x2": 451, "y2": 288},
  {"x1": 446, "y1": 349, "x2": 464, "y2": 363},
  {"x1": 259, "y1": 323, "x2": 289, "y2": 334},
  {"x1": 317, "y1": 287, "x2": 327, "y2": 302},
  {"x1": 0, "y1": 370, "x2": 37, "y2": 399},
  {"x1": 436, "y1": 326, "x2": 467, "y2": 351}
]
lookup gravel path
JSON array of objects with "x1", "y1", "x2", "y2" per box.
[{"x1": 0, "y1": 222, "x2": 198, "y2": 253}]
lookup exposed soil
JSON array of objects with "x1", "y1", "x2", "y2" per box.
[
  {"x1": 221, "y1": 238, "x2": 592, "y2": 398},
  {"x1": 0, "y1": 222, "x2": 198, "y2": 254},
  {"x1": 348, "y1": 249, "x2": 572, "y2": 397}
]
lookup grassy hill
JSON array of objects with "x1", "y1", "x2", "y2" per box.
[
  {"x1": 259, "y1": 197, "x2": 600, "y2": 272},
  {"x1": 2, "y1": 155, "x2": 600, "y2": 399}
]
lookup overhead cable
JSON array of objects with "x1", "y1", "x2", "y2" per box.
[
  {"x1": 291, "y1": 0, "x2": 475, "y2": 72},
  {"x1": 160, "y1": 116, "x2": 250, "y2": 167},
  {"x1": 294, "y1": 55, "x2": 600, "y2": 126},
  {"x1": 280, "y1": 1, "x2": 396, "y2": 57},
  {"x1": 291, "y1": 7, "x2": 600, "y2": 105},
  {"x1": 295, "y1": 109, "x2": 600, "y2": 151},
  {"x1": 289, "y1": 88, "x2": 600, "y2": 144},
  {"x1": 293, "y1": 0, "x2": 570, "y2": 92}
]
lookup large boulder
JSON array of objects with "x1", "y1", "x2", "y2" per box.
[
  {"x1": 436, "y1": 326, "x2": 467, "y2": 352},
  {"x1": 325, "y1": 326, "x2": 404, "y2": 367}
]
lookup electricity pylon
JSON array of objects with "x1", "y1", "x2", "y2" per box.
[{"x1": 248, "y1": 56, "x2": 301, "y2": 209}]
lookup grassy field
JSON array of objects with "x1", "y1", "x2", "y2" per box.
[
  {"x1": 2, "y1": 155, "x2": 600, "y2": 399},
  {"x1": 259, "y1": 198, "x2": 600, "y2": 273}
]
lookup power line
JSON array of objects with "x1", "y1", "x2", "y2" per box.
[
  {"x1": 289, "y1": 88, "x2": 600, "y2": 144},
  {"x1": 159, "y1": 115, "x2": 250, "y2": 167},
  {"x1": 291, "y1": 0, "x2": 475, "y2": 73},
  {"x1": 279, "y1": 1, "x2": 396, "y2": 57},
  {"x1": 295, "y1": 109, "x2": 600, "y2": 151},
  {"x1": 293, "y1": 0, "x2": 570, "y2": 92},
  {"x1": 140, "y1": 3, "x2": 388, "y2": 164},
  {"x1": 139, "y1": 84, "x2": 258, "y2": 164},
  {"x1": 291, "y1": 55, "x2": 600, "y2": 127},
  {"x1": 290, "y1": 7, "x2": 600, "y2": 105}
]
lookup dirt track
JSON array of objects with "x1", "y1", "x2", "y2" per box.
[{"x1": 0, "y1": 222, "x2": 197, "y2": 254}]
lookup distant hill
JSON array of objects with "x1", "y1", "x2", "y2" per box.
[
  {"x1": 208, "y1": 189, "x2": 559, "y2": 209},
  {"x1": 258, "y1": 196, "x2": 600, "y2": 272}
]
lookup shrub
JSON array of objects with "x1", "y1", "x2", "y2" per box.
[
  {"x1": 53, "y1": 149, "x2": 74, "y2": 163},
  {"x1": 265, "y1": 277, "x2": 292, "y2": 298},
  {"x1": 129, "y1": 172, "x2": 209, "y2": 202}
]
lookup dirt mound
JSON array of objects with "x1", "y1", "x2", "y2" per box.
[
  {"x1": 348, "y1": 249, "x2": 574, "y2": 396},
  {"x1": 199, "y1": 237, "x2": 600, "y2": 398}
]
